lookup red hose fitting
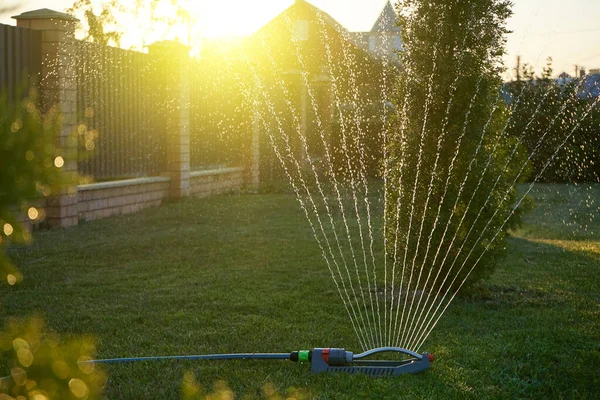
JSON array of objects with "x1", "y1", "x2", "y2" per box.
[{"x1": 427, "y1": 353, "x2": 435, "y2": 362}]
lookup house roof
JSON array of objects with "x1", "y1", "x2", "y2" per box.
[
  {"x1": 256, "y1": 0, "x2": 347, "y2": 36},
  {"x1": 371, "y1": 1, "x2": 400, "y2": 33},
  {"x1": 579, "y1": 73, "x2": 600, "y2": 99}
]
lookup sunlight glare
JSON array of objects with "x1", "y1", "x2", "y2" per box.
[{"x1": 190, "y1": 0, "x2": 291, "y2": 37}]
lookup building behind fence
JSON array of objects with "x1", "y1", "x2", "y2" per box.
[{"x1": 2, "y1": 9, "x2": 260, "y2": 228}]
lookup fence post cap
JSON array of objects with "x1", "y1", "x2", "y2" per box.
[
  {"x1": 12, "y1": 8, "x2": 79, "y2": 22},
  {"x1": 148, "y1": 40, "x2": 189, "y2": 54}
]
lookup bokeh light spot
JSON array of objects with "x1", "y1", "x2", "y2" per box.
[
  {"x1": 17, "y1": 348, "x2": 34, "y2": 367},
  {"x1": 69, "y1": 378, "x2": 89, "y2": 398},
  {"x1": 13, "y1": 338, "x2": 29, "y2": 351},
  {"x1": 11, "y1": 119, "x2": 22, "y2": 132},
  {"x1": 28, "y1": 207, "x2": 39, "y2": 220},
  {"x1": 7, "y1": 274, "x2": 17, "y2": 285},
  {"x1": 52, "y1": 360, "x2": 70, "y2": 379},
  {"x1": 78, "y1": 356, "x2": 95, "y2": 374},
  {"x1": 54, "y1": 156, "x2": 64, "y2": 168},
  {"x1": 11, "y1": 367, "x2": 26, "y2": 385},
  {"x1": 24, "y1": 379, "x2": 36, "y2": 391},
  {"x1": 3, "y1": 223, "x2": 14, "y2": 236}
]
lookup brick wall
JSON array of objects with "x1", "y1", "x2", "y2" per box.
[
  {"x1": 77, "y1": 177, "x2": 170, "y2": 221},
  {"x1": 75, "y1": 168, "x2": 247, "y2": 222},
  {"x1": 189, "y1": 167, "x2": 245, "y2": 198}
]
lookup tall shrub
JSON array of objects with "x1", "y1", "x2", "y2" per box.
[{"x1": 386, "y1": 0, "x2": 529, "y2": 292}]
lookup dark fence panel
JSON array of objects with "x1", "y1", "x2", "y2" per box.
[
  {"x1": 76, "y1": 41, "x2": 165, "y2": 180},
  {"x1": 0, "y1": 23, "x2": 41, "y2": 103},
  {"x1": 189, "y1": 59, "x2": 252, "y2": 170}
]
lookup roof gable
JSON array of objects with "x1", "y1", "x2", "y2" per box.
[{"x1": 371, "y1": 1, "x2": 400, "y2": 33}]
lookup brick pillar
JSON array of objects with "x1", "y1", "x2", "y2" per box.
[
  {"x1": 14, "y1": 9, "x2": 79, "y2": 228},
  {"x1": 149, "y1": 41, "x2": 190, "y2": 200}
]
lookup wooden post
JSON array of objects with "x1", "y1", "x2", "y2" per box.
[{"x1": 13, "y1": 9, "x2": 79, "y2": 228}]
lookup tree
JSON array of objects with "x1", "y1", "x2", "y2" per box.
[
  {"x1": 506, "y1": 59, "x2": 600, "y2": 183},
  {"x1": 68, "y1": 0, "x2": 197, "y2": 50},
  {"x1": 68, "y1": 0, "x2": 123, "y2": 46},
  {"x1": 385, "y1": 0, "x2": 529, "y2": 294}
]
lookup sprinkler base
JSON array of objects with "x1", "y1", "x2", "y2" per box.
[{"x1": 309, "y1": 347, "x2": 432, "y2": 376}]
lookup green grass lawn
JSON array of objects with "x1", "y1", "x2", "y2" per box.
[{"x1": 1, "y1": 183, "x2": 599, "y2": 399}]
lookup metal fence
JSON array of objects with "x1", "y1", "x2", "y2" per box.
[
  {"x1": 75, "y1": 41, "x2": 165, "y2": 179},
  {"x1": 189, "y1": 59, "x2": 252, "y2": 170},
  {"x1": 0, "y1": 23, "x2": 41, "y2": 104},
  {"x1": 2, "y1": 21, "x2": 252, "y2": 180}
]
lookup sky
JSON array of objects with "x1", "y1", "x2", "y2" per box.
[{"x1": 2, "y1": 0, "x2": 600, "y2": 79}]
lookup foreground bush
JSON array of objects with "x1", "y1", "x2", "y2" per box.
[
  {"x1": 0, "y1": 318, "x2": 106, "y2": 399},
  {"x1": 0, "y1": 89, "x2": 64, "y2": 285}
]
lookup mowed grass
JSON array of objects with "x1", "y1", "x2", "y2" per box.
[{"x1": 1, "y1": 183, "x2": 599, "y2": 399}]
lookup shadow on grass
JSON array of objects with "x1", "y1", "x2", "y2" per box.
[{"x1": 422, "y1": 236, "x2": 600, "y2": 399}]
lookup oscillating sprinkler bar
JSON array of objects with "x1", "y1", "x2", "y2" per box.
[
  {"x1": 296, "y1": 347, "x2": 433, "y2": 376},
  {"x1": 80, "y1": 347, "x2": 433, "y2": 377}
]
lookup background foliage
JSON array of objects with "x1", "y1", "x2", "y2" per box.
[{"x1": 506, "y1": 60, "x2": 600, "y2": 183}]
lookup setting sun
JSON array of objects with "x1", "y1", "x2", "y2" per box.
[
  {"x1": 191, "y1": 0, "x2": 291, "y2": 37},
  {"x1": 94, "y1": 0, "x2": 295, "y2": 51}
]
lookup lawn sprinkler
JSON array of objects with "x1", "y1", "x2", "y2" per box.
[
  {"x1": 304, "y1": 347, "x2": 432, "y2": 376},
  {"x1": 82, "y1": 346, "x2": 433, "y2": 377}
]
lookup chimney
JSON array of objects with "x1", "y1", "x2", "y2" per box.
[{"x1": 580, "y1": 67, "x2": 586, "y2": 78}]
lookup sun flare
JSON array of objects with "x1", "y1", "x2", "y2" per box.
[{"x1": 189, "y1": 0, "x2": 291, "y2": 38}]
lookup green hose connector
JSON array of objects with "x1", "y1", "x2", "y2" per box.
[
  {"x1": 290, "y1": 350, "x2": 311, "y2": 362},
  {"x1": 298, "y1": 350, "x2": 310, "y2": 362}
]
